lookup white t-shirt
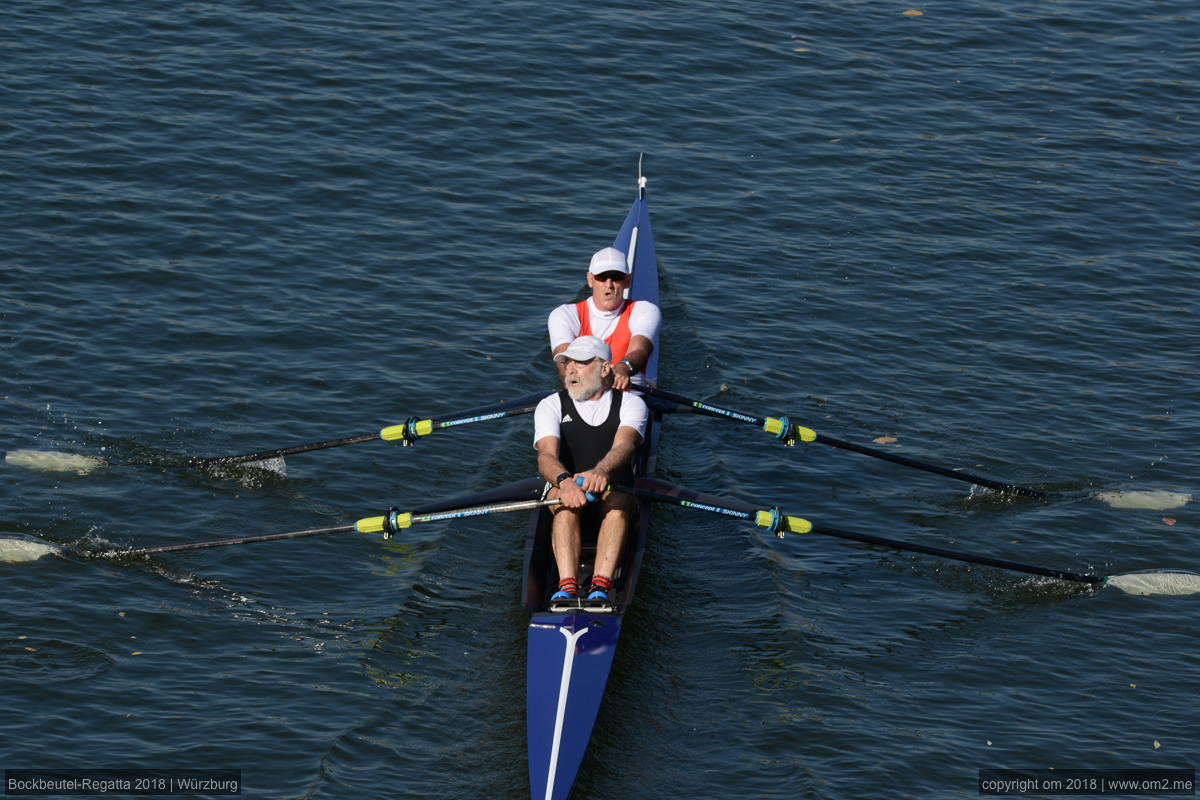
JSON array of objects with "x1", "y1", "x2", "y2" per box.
[
  {"x1": 547, "y1": 298, "x2": 662, "y2": 351},
  {"x1": 533, "y1": 389, "x2": 649, "y2": 447}
]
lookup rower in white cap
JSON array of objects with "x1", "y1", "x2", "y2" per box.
[
  {"x1": 533, "y1": 335, "x2": 650, "y2": 601},
  {"x1": 547, "y1": 246, "x2": 662, "y2": 390}
]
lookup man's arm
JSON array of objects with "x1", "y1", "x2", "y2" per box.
[
  {"x1": 575, "y1": 426, "x2": 642, "y2": 493},
  {"x1": 612, "y1": 301, "x2": 660, "y2": 389},
  {"x1": 611, "y1": 335, "x2": 653, "y2": 390},
  {"x1": 536, "y1": 436, "x2": 590, "y2": 508}
]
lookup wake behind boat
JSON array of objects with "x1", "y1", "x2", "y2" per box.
[{"x1": 521, "y1": 176, "x2": 663, "y2": 800}]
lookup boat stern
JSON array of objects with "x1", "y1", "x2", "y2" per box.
[{"x1": 526, "y1": 612, "x2": 622, "y2": 800}]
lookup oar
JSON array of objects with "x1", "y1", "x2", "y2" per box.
[
  {"x1": 616, "y1": 479, "x2": 1200, "y2": 596},
  {"x1": 98, "y1": 477, "x2": 578, "y2": 558},
  {"x1": 3, "y1": 392, "x2": 550, "y2": 476},
  {"x1": 194, "y1": 390, "x2": 546, "y2": 467},
  {"x1": 635, "y1": 385, "x2": 1047, "y2": 498}
]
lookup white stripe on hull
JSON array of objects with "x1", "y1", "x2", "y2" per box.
[
  {"x1": 623, "y1": 225, "x2": 638, "y2": 299},
  {"x1": 543, "y1": 625, "x2": 590, "y2": 800}
]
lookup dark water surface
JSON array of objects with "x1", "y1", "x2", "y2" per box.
[{"x1": 2, "y1": 1, "x2": 1196, "y2": 798}]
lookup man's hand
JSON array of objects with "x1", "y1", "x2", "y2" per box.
[
  {"x1": 557, "y1": 476, "x2": 591, "y2": 508},
  {"x1": 575, "y1": 468, "x2": 610, "y2": 495},
  {"x1": 611, "y1": 360, "x2": 634, "y2": 390}
]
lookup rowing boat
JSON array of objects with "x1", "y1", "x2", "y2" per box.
[{"x1": 521, "y1": 174, "x2": 662, "y2": 800}]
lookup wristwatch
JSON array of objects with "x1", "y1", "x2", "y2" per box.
[
  {"x1": 554, "y1": 471, "x2": 572, "y2": 487},
  {"x1": 618, "y1": 359, "x2": 635, "y2": 373}
]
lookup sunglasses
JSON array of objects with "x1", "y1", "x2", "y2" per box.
[{"x1": 593, "y1": 271, "x2": 628, "y2": 283}]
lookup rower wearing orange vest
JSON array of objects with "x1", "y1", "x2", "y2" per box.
[{"x1": 547, "y1": 246, "x2": 662, "y2": 390}]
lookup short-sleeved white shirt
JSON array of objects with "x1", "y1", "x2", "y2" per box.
[
  {"x1": 547, "y1": 298, "x2": 662, "y2": 351},
  {"x1": 533, "y1": 389, "x2": 649, "y2": 447}
]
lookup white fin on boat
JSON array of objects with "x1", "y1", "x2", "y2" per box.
[
  {"x1": 5, "y1": 449, "x2": 107, "y2": 475},
  {"x1": 1107, "y1": 571, "x2": 1200, "y2": 596},
  {"x1": 1095, "y1": 490, "x2": 1191, "y2": 511},
  {"x1": 0, "y1": 538, "x2": 60, "y2": 562}
]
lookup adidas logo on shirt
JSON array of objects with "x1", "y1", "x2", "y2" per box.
[{"x1": 561, "y1": 414, "x2": 574, "y2": 423}]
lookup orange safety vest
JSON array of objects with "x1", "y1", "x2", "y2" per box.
[{"x1": 575, "y1": 300, "x2": 638, "y2": 363}]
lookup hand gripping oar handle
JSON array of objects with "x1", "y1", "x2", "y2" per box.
[
  {"x1": 632, "y1": 385, "x2": 1047, "y2": 499},
  {"x1": 614, "y1": 484, "x2": 1102, "y2": 587}
]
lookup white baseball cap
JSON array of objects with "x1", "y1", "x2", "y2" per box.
[
  {"x1": 588, "y1": 246, "x2": 630, "y2": 276},
  {"x1": 553, "y1": 335, "x2": 612, "y2": 363}
]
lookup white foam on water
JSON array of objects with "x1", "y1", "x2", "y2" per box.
[
  {"x1": 5, "y1": 449, "x2": 107, "y2": 475},
  {"x1": 1095, "y1": 490, "x2": 1191, "y2": 511},
  {"x1": 0, "y1": 538, "x2": 60, "y2": 562},
  {"x1": 245, "y1": 457, "x2": 287, "y2": 476},
  {"x1": 1107, "y1": 571, "x2": 1200, "y2": 596}
]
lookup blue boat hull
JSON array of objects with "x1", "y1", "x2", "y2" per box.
[
  {"x1": 523, "y1": 177, "x2": 661, "y2": 799},
  {"x1": 526, "y1": 613, "x2": 623, "y2": 800}
]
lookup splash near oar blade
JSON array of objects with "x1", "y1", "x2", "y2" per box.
[
  {"x1": 1095, "y1": 490, "x2": 1191, "y2": 511},
  {"x1": 0, "y1": 538, "x2": 61, "y2": 562},
  {"x1": 5, "y1": 450, "x2": 108, "y2": 475},
  {"x1": 1105, "y1": 571, "x2": 1200, "y2": 596}
]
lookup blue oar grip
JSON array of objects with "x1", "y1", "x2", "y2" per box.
[{"x1": 575, "y1": 475, "x2": 597, "y2": 503}]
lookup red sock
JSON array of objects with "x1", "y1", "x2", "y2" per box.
[
  {"x1": 557, "y1": 577, "x2": 578, "y2": 597},
  {"x1": 590, "y1": 575, "x2": 612, "y2": 592}
]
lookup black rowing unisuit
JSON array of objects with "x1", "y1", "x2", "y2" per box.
[{"x1": 556, "y1": 389, "x2": 634, "y2": 488}]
